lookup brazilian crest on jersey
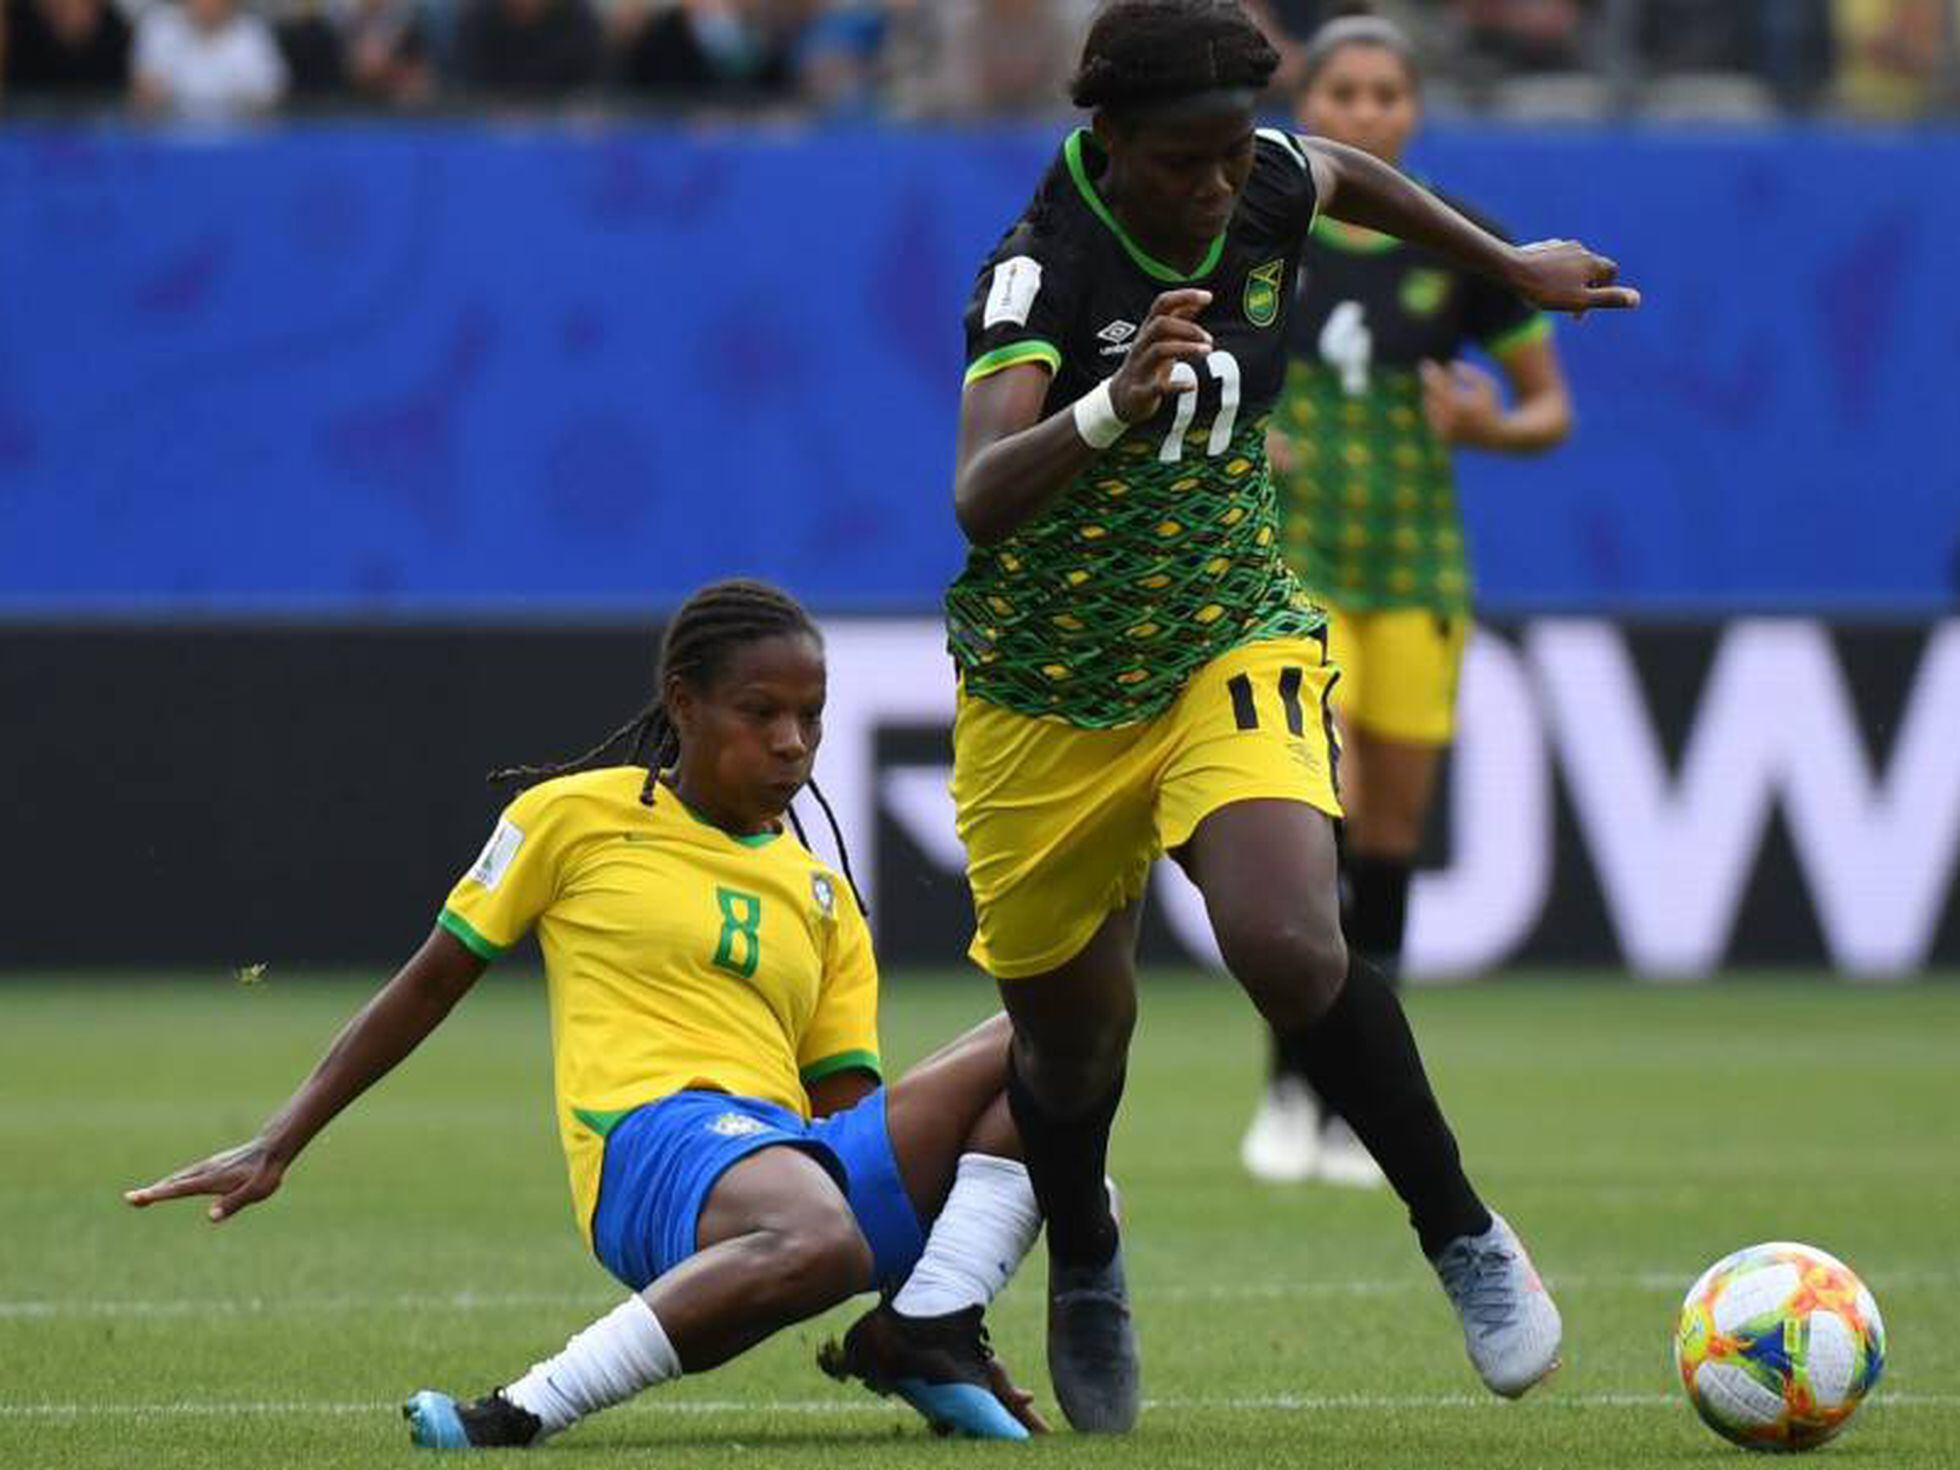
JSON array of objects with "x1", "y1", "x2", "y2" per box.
[
  {"x1": 949, "y1": 128, "x2": 1329, "y2": 729},
  {"x1": 1277, "y1": 197, "x2": 1550, "y2": 613}
]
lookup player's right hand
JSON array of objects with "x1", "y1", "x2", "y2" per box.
[
  {"x1": 1108, "y1": 288, "x2": 1215, "y2": 424},
  {"x1": 124, "y1": 1138, "x2": 286, "y2": 1223}
]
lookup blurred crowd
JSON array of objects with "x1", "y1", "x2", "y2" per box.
[{"x1": 2, "y1": 0, "x2": 1956, "y2": 122}]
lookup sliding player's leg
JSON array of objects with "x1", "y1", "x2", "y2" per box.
[
  {"x1": 406, "y1": 1137, "x2": 870, "y2": 1449},
  {"x1": 817, "y1": 1013, "x2": 1047, "y2": 1437}
]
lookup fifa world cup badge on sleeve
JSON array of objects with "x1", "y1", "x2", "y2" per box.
[{"x1": 469, "y1": 818, "x2": 525, "y2": 891}]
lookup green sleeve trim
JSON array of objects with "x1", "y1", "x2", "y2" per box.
[
  {"x1": 1484, "y1": 313, "x2": 1552, "y2": 357},
  {"x1": 964, "y1": 340, "x2": 1061, "y2": 385},
  {"x1": 1309, "y1": 215, "x2": 1402, "y2": 255},
  {"x1": 438, "y1": 907, "x2": 508, "y2": 961},
  {"x1": 800, "y1": 1049, "x2": 882, "y2": 1086}
]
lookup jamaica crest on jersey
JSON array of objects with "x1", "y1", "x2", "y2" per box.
[{"x1": 1244, "y1": 259, "x2": 1286, "y2": 328}]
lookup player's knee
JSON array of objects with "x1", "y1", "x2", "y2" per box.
[
  {"x1": 1220, "y1": 914, "x2": 1348, "y2": 1028},
  {"x1": 759, "y1": 1209, "x2": 873, "y2": 1314},
  {"x1": 1014, "y1": 1014, "x2": 1132, "y2": 1118}
]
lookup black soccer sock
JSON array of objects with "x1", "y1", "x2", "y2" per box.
[
  {"x1": 1007, "y1": 1057, "x2": 1123, "y2": 1271},
  {"x1": 1270, "y1": 1021, "x2": 1314, "y2": 1082},
  {"x1": 1270, "y1": 852, "x2": 1414, "y2": 1085},
  {"x1": 1344, "y1": 852, "x2": 1413, "y2": 982},
  {"x1": 1280, "y1": 954, "x2": 1490, "y2": 1257}
]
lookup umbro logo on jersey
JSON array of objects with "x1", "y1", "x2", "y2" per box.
[{"x1": 1097, "y1": 319, "x2": 1137, "y2": 356}]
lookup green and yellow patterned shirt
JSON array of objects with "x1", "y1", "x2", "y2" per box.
[
  {"x1": 947, "y1": 129, "x2": 1328, "y2": 729},
  {"x1": 1277, "y1": 207, "x2": 1549, "y2": 614}
]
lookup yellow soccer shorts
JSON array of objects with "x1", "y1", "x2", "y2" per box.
[
  {"x1": 1323, "y1": 606, "x2": 1470, "y2": 747},
  {"x1": 951, "y1": 634, "x2": 1343, "y2": 980}
]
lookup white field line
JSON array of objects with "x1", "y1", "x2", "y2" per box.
[
  {"x1": 5, "y1": 1269, "x2": 1955, "y2": 1320},
  {"x1": 4, "y1": 1393, "x2": 1958, "y2": 1421}
]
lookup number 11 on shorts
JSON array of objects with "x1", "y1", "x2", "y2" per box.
[{"x1": 1227, "y1": 668, "x2": 1309, "y2": 736}]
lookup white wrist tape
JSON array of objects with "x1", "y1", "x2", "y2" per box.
[{"x1": 1072, "y1": 378, "x2": 1129, "y2": 450}]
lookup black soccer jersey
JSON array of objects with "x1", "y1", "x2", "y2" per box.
[
  {"x1": 946, "y1": 127, "x2": 1328, "y2": 729},
  {"x1": 1274, "y1": 196, "x2": 1548, "y2": 612}
]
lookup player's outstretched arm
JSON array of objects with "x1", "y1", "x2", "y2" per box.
[
  {"x1": 123, "y1": 928, "x2": 487, "y2": 1222},
  {"x1": 954, "y1": 288, "x2": 1214, "y2": 547},
  {"x1": 1303, "y1": 138, "x2": 1640, "y2": 316}
]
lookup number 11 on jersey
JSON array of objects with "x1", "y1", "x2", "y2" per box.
[{"x1": 1159, "y1": 350, "x2": 1241, "y2": 464}]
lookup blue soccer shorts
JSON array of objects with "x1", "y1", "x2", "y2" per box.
[{"x1": 588, "y1": 1087, "x2": 926, "y2": 1294}]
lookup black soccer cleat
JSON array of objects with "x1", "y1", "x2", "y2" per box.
[
  {"x1": 402, "y1": 1388, "x2": 544, "y2": 1450},
  {"x1": 818, "y1": 1302, "x2": 1032, "y2": 1440},
  {"x1": 1047, "y1": 1241, "x2": 1141, "y2": 1433}
]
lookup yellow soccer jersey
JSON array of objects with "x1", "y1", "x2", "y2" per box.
[{"x1": 437, "y1": 766, "x2": 881, "y2": 1242}]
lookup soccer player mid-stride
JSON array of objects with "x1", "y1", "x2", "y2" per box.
[
  {"x1": 940, "y1": 0, "x2": 1636, "y2": 1430},
  {"x1": 127, "y1": 581, "x2": 1056, "y2": 1447}
]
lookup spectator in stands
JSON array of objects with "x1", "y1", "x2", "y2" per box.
[
  {"x1": 342, "y1": 0, "x2": 435, "y2": 106},
  {"x1": 1833, "y1": 0, "x2": 1950, "y2": 115},
  {"x1": 2, "y1": 0, "x2": 133, "y2": 106},
  {"x1": 1754, "y1": 0, "x2": 1835, "y2": 110},
  {"x1": 131, "y1": 0, "x2": 289, "y2": 120},
  {"x1": 1637, "y1": 0, "x2": 1749, "y2": 73},
  {"x1": 795, "y1": 0, "x2": 887, "y2": 116},
  {"x1": 455, "y1": 0, "x2": 603, "y2": 101},
  {"x1": 274, "y1": 0, "x2": 349, "y2": 100},
  {"x1": 1452, "y1": 0, "x2": 1586, "y2": 72},
  {"x1": 885, "y1": 0, "x2": 1099, "y2": 118},
  {"x1": 613, "y1": 0, "x2": 809, "y2": 107}
]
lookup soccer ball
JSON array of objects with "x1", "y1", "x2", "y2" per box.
[{"x1": 1674, "y1": 1242, "x2": 1886, "y2": 1452}]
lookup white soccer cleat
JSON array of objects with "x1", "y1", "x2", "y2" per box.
[
  {"x1": 1431, "y1": 1212, "x2": 1563, "y2": 1398},
  {"x1": 1239, "y1": 1076, "x2": 1319, "y2": 1183},
  {"x1": 1312, "y1": 1116, "x2": 1386, "y2": 1189}
]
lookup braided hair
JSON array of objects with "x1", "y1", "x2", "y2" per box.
[
  {"x1": 1070, "y1": 0, "x2": 1281, "y2": 115},
  {"x1": 488, "y1": 578, "x2": 865, "y2": 909}
]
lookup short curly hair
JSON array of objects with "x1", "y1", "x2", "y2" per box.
[{"x1": 1069, "y1": 0, "x2": 1281, "y2": 114}]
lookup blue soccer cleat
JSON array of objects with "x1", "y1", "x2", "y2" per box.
[
  {"x1": 403, "y1": 1388, "x2": 543, "y2": 1450},
  {"x1": 819, "y1": 1303, "x2": 1035, "y2": 1440}
]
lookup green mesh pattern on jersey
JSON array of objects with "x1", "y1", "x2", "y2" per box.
[
  {"x1": 1274, "y1": 360, "x2": 1471, "y2": 613},
  {"x1": 946, "y1": 413, "x2": 1327, "y2": 728}
]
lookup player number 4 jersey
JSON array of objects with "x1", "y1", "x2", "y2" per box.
[{"x1": 948, "y1": 128, "x2": 1329, "y2": 730}]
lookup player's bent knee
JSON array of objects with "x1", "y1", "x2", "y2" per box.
[
  {"x1": 1220, "y1": 917, "x2": 1348, "y2": 1029},
  {"x1": 1016, "y1": 1029, "x2": 1130, "y2": 1117},
  {"x1": 760, "y1": 1211, "x2": 874, "y2": 1313}
]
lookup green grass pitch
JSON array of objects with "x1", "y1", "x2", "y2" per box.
[{"x1": 3, "y1": 971, "x2": 1957, "y2": 1468}]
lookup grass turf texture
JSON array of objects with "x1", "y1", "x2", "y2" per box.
[{"x1": 2, "y1": 972, "x2": 1956, "y2": 1469}]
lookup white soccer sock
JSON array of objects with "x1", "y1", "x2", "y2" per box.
[
  {"x1": 504, "y1": 1296, "x2": 682, "y2": 1437},
  {"x1": 892, "y1": 1153, "x2": 1043, "y2": 1319}
]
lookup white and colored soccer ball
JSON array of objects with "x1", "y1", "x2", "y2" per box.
[{"x1": 1674, "y1": 1242, "x2": 1886, "y2": 1452}]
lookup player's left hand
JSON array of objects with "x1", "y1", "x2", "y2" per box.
[
  {"x1": 123, "y1": 1138, "x2": 287, "y2": 1223},
  {"x1": 983, "y1": 1352, "x2": 1052, "y2": 1434},
  {"x1": 1504, "y1": 239, "x2": 1639, "y2": 315},
  {"x1": 1419, "y1": 359, "x2": 1505, "y2": 447}
]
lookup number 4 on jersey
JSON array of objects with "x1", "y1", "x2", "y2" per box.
[{"x1": 1319, "y1": 301, "x2": 1372, "y2": 396}]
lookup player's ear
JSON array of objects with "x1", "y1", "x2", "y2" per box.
[{"x1": 664, "y1": 673, "x2": 696, "y2": 739}]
